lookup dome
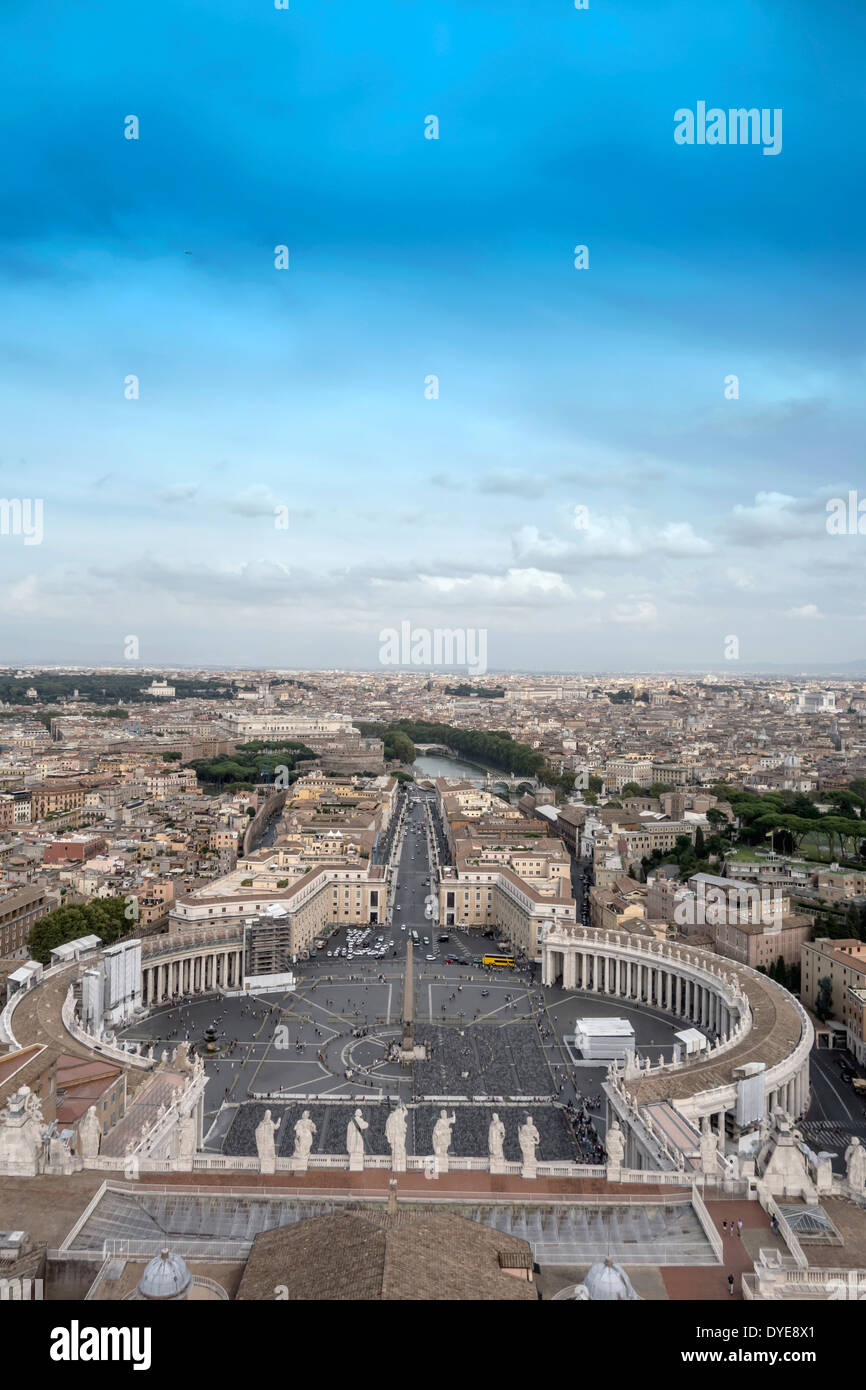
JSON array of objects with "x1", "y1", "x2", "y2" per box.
[
  {"x1": 137, "y1": 1249, "x2": 193, "y2": 1301},
  {"x1": 582, "y1": 1258, "x2": 638, "y2": 1301}
]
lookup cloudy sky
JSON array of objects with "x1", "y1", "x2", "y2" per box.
[{"x1": 0, "y1": 0, "x2": 863, "y2": 672}]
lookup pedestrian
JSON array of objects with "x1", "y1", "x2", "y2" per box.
[
  {"x1": 737, "y1": 1219, "x2": 743, "y2": 1237},
  {"x1": 727, "y1": 1274, "x2": 734, "y2": 1296},
  {"x1": 721, "y1": 1220, "x2": 727, "y2": 1235}
]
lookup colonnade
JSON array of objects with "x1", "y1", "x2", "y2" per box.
[
  {"x1": 546, "y1": 946, "x2": 734, "y2": 1040},
  {"x1": 543, "y1": 931, "x2": 812, "y2": 1140},
  {"x1": 141, "y1": 948, "x2": 244, "y2": 1005}
]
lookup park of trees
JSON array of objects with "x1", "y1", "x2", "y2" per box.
[
  {"x1": 28, "y1": 897, "x2": 132, "y2": 965},
  {"x1": 183, "y1": 740, "x2": 316, "y2": 789}
]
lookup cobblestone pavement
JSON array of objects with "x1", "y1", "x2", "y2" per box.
[{"x1": 223, "y1": 1098, "x2": 577, "y2": 1161}]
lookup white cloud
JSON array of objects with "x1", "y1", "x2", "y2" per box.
[{"x1": 419, "y1": 567, "x2": 575, "y2": 604}]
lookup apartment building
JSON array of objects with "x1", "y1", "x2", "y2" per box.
[
  {"x1": 603, "y1": 757, "x2": 653, "y2": 791},
  {"x1": 614, "y1": 819, "x2": 698, "y2": 870},
  {"x1": 436, "y1": 863, "x2": 575, "y2": 958},
  {"x1": 43, "y1": 834, "x2": 108, "y2": 864},
  {"x1": 209, "y1": 828, "x2": 240, "y2": 851},
  {"x1": 171, "y1": 859, "x2": 389, "y2": 954},
  {"x1": 0, "y1": 886, "x2": 51, "y2": 958},
  {"x1": 815, "y1": 867, "x2": 866, "y2": 902},
  {"x1": 801, "y1": 938, "x2": 866, "y2": 1028},
  {"x1": 714, "y1": 915, "x2": 813, "y2": 972},
  {"x1": 588, "y1": 876, "x2": 648, "y2": 932},
  {"x1": 651, "y1": 759, "x2": 700, "y2": 786},
  {"x1": 29, "y1": 781, "x2": 87, "y2": 821},
  {"x1": 846, "y1": 986, "x2": 866, "y2": 1067}
]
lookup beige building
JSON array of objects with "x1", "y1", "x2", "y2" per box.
[
  {"x1": 614, "y1": 819, "x2": 697, "y2": 870},
  {"x1": 846, "y1": 986, "x2": 866, "y2": 1067},
  {"x1": 171, "y1": 858, "x2": 389, "y2": 957},
  {"x1": 0, "y1": 886, "x2": 51, "y2": 958},
  {"x1": 29, "y1": 781, "x2": 87, "y2": 821},
  {"x1": 588, "y1": 877, "x2": 648, "y2": 933},
  {"x1": 714, "y1": 914, "x2": 813, "y2": 973},
  {"x1": 801, "y1": 938, "x2": 866, "y2": 1029},
  {"x1": 436, "y1": 864, "x2": 575, "y2": 958},
  {"x1": 816, "y1": 868, "x2": 866, "y2": 902}
]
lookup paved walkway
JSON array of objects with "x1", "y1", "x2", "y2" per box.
[
  {"x1": 663, "y1": 1200, "x2": 786, "y2": 1299},
  {"x1": 154, "y1": 1168, "x2": 692, "y2": 1199}
]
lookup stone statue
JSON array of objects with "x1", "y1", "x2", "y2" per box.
[
  {"x1": 0, "y1": 1086, "x2": 45, "y2": 1177},
  {"x1": 845, "y1": 1136, "x2": 866, "y2": 1192},
  {"x1": 432, "y1": 1109, "x2": 455, "y2": 1158},
  {"x1": 160, "y1": 1050, "x2": 169, "y2": 1065},
  {"x1": 488, "y1": 1112, "x2": 505, "y2": 1162},
  {"x1": 78, "y1": 1105, "x2": 102, "y2": 1160},
  {"x1": 385, "y1": 1103, "x2": 407, "y2": 1170},
  {"x1": 346, "y1": 1108, "x2": 369, "y2": 1157},
  {"x1": 518, "y1": 1114, "x2": 540, "y2": 1167},
  {"x1": 700, "y1": 1117, "x2": 720, "y2": 1175},
  {"x1": 47, "y1": 1133, "x2": 78, "y2": 1176},
  {"x1": 254, "y1": 1109, "x2": 280, "y2": 1173},
  {"x1": 176, "y1": 1111, "x2": 197, "y2": 1165},
  {"x1": 605, "y1": 1120, "x2": 625, "y2": 1169},
  {"x1": 293, "y1": 1110, "x2": 317, "y2": 1160},
  {"x1": 172, "y1": 1041, "x2": 191, "y2": 1070}
]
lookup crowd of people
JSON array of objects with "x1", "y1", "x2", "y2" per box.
[{"x1": 566, "y1": 1099, "x2": 605, "y2": 1164}]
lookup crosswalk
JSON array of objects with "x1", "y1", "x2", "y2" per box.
[{"x1": 800, "y1": 1119, "x2": 866, "y2": 1152}]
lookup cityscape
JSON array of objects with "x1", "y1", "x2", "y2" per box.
[{"x1": 0, "y1": 0, "x2": 862, "y2": 1359}]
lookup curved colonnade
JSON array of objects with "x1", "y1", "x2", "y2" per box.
[
  {"x1": 542, "y1": 926, "x2": 813, "y2": 1135},
  {"x1": 139, "y1": 926, "x2": 246, "y2": 1006}
]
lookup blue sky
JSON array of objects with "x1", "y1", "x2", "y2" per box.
[{"x1": 0, "y1": 0, "x2": 863, "y2": 671}]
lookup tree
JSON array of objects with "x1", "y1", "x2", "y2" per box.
[
  {"x1": 587, "y1": 775, "x2": 603, "y2": 794},
  {"x1": 28, "y1": 897, "x2": 130, "y2": 965},
  {"x1": 694, "y1": 827, "x2": 706, "y2": 859},
  {"x1": 621, "y1": 781, "x2": 643, "y2": 798},
  {"x1": 815, "y1": 975, "x2": 833, "y2": 1022}
]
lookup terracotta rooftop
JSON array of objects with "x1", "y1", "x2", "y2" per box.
[{"x1": 236, "y1": 1207, "x2": 537, "y2": 1301}]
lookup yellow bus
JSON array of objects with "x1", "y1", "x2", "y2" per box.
[{"x1": 482, "y1": 954, "x2": 515, "y2": 968}]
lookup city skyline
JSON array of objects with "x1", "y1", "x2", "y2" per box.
[{"x1": 1, "y1": 0, "x2": 864, "y2": 670}]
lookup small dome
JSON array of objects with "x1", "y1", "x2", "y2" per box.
[
  {"x1": 582, "y1": 1258, "x2": 638, "y2": 1301},
  {"x1": 137, "y1": 1248, "x2": 193, "y2": 1301}
]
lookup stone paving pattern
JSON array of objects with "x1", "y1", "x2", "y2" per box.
[
  {"x1": 223, "y1": 1099, "x2": 577, "y2": 1161},
  {"x1": 414, "y1": 1021, "x2": 554, "y2": 1098}
]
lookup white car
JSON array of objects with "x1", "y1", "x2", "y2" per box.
[
  {"x1": 326, "y1": 950, "x2": 332, "y2": 957},
  {"x1": 426, "y1": 953, "x2": 436, "y2": 962}
]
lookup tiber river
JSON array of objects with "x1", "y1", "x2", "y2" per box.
[{"x1": 411, "y1": 752, "x2": 493, "y2": 784}]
